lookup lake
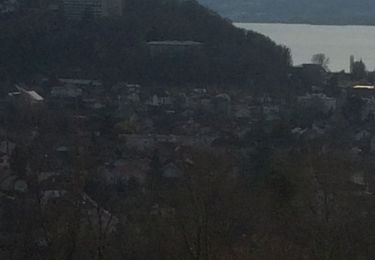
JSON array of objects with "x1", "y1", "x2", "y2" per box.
[{"x1": 235, "y1": 23, "x2": 375, "y2": 72}]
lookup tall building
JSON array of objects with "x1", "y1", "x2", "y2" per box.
[
  {"x1": 350, "y1": 55, "x2": 355, "y2": 73},
  {"x1": 62, "y1": 0, "x2": 123, "y2": 20},
  {"x1": 102, "y1": 0, "x2": 123, "y2": 16}
]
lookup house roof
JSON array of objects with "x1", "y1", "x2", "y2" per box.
[
  {"x1": 59, "y1": 78, "x2": 102, "y2": 87},
  {"x1": 27, "y1": 90, "x2": 44, "y2": 101},
  {"x1": 215, "y1": 93, "x2": 231, "y2": 102},
  {"x1": 8, "y1": 92, "x2": 21, "y2": 97},
  {"x1": 15, "y1": 85, "x2": 44, "y2": 101},
  {"x1": 353, "y1": 85, "x2": 375, "y2": 90}
]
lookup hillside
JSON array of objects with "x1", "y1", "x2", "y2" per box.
[
  {"x1": 198, "y1": 0, "x2": 375, "y2": 25},
  {"x1": 0, "y1": 0, "x2": 291, "y2": 89}
]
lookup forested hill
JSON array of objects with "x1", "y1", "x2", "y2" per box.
[
  {"x1": 198, "y1": 0, "x2": 375, "y2": 25},
  {"x1": 0, "y1": 0, "x2": 291, "y2": 89}
]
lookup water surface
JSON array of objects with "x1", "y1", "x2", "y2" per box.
[{"x1": 235, "y1": 23, "x2": 375, "y2": 72}]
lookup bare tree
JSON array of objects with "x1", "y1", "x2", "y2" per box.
[{"x1": 311, "y1": 53, "x2": 330, "y2": 71}]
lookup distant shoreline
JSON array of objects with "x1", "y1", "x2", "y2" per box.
[
  {"x1": 233, "y1": 20, "x2": 375, "y2": 27},
  {"x1": 234, "y1": 22, "x2": 375, "y2": 72}
]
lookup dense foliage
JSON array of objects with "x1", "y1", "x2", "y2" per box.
[{"x1": 0, "y1": 0, "x2": 291, "y2": 89}]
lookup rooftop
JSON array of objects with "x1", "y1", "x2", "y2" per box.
[
  {"x1": 27, "y1": 90, "x2": 44, "y2": 101},
  {"x1": 353, "y1": 85, "x2": 375, "y2": 90},
  {"x1": 59, "y1": 78, "x2": 102, "y2": 87},
  {"x1": 147, "y1": 41, "x2": 203, "y2": 46}
]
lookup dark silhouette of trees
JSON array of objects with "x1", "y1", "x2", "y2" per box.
[
  {"x1": 351, "y1": 59, "x2": 367, "y2": 80},
  {"x1": 311, "y1": 53, "x2": 330, "y2": 71},
  {"x1": 0, "y1": 0, "x2": 291, "y2": 91}
]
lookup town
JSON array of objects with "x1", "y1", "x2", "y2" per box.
[
  {"x1": 0, "y1": 52, "x2": 375, "y2": 258},
  {"x1": 2, "y1": 0, "x2": 375, "y2": 259}
]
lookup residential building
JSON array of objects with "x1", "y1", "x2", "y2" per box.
[
  {"x1": 0, "y1": 0, "x2": 18, "y2": 14},
  {"x1": 62, "y1": 0, "x2": 123, "y2": 20},
  {"x1": 51, "y1": 85, "x2": 82, "y2": 99},
  {"x1": 292, "y1": 63, "x2": 328, "y2": 88},
  {"x1": 58, "y1": 78, "x2": 102, "y2": 88},
  {"x1": 349, "y1": 84, "x2": 375, "y2": 97},
  {"x1": 146, "y1": 91, "x2": 173, "y2": 107},
  {"x1": 298, "y1": 93, "x2": 336, "y2": 114},
  {"x1": 10, "y1": 86, "x2": 44, "y2": 105}
]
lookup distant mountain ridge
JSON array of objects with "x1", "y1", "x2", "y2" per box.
[{"x1": 198, "y1": 0, "x2": 375, "y2": 25}]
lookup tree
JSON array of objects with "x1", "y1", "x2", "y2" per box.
[
  {"x1": 351, "y1": 59, "x2": 367, "y2": 80},
  {"x1": 311, "y1": 53, "x2": 330, "y2": 71},
  {"x1": 342, "y1": 96, "x2": 365, "y2": 123}
]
